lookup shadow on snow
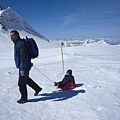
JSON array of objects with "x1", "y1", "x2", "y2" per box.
[{"x1": 28, "y1": 83, "x2": 85, "y2": 102}]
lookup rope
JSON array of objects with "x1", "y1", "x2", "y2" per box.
[{"x1": 33, "y1": 66, "x2": 53, "y2": 82}]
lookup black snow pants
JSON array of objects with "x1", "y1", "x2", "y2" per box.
[{"x1": 18, "y1": 63, "x2": 41, "y2": 100}]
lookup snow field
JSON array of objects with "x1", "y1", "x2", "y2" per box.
[{"x1": 0, "y1": 40, "x2": 120, "y2": 120}]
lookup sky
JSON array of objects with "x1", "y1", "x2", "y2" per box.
[{"x1": 0, "y1": 0, "x2": 120, "y2": 39}]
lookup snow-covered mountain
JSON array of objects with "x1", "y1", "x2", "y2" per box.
[
  {"x1": 0, "y1": 3, "x2": 47, "y2": 39},
  {"x1": 51, "y1": 38, "x2": 120, "y2": 47},
  {"x1": 0, "y1": 3, "x2": 59, "y2": 50}
]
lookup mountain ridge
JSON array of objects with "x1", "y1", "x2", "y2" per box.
[{"x1": 0, "y1": 3, "x2": 48, "y2": 41}]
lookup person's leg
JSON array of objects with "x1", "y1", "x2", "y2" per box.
[
  {"x1": 27, "y1": 76, "x2": 42, "y2": 94},
  {"x1": 58, "y1": 81, "x2": 65, "y2": 87},
  {"x1": 17, "y1": 63, "x2": 30, "y2": 102},
  {"x1": 17, "y1": 75, "x2": 28, "y2": 103},
  {"x1": 26, "y1": 63, "x2": 42, "y2": 95}
]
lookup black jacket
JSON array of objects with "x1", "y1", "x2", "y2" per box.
[
  {"x1": 14, "y1": 39, "x2": 30, "y2": 71},
  {"x1": 58, "y1": 74, "x2": 75, "y2": 87}
]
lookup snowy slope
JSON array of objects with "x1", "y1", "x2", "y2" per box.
[
  {"x1": 0, "y1": 3, "x2": 120, "y2": 120},
  {"x1": 0, "y1": 4, "x2": 47, "y2": 39},
  {"x1": 0, "y1": 3, "x2": 59, "y2": 53},
  {"x1": 0, "y1": 31, "x2": 58, "y2": 50},
  {"x1": 0, "y1": 38, "x2": 120, "y2": 120}
]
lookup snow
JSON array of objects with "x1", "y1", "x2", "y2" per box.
[
  {"x1": 0, "y1": 5, "x2": 47, "y2": 39},
  {"x1": 0, "y1": 3, "x2": 120, "y2": 120},
  {"x1": 0, "y1": 31, "x2": 120, "y2": 120}
]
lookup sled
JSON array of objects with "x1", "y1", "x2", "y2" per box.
[{"x1": 58, "y1": 81, "x2": 76, "y2": 90}]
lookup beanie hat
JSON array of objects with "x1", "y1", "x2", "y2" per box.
[{"x1": 67, "y1": 69, "x2": 72, "y2": 75}]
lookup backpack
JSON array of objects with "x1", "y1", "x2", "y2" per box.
[{"x1": 24, "y1": 36, "x2": 39, "y2": 59}]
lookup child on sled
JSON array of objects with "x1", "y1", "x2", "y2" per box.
[{"x1": 54, "y1": 69, "x2": 76, "y2": 90}]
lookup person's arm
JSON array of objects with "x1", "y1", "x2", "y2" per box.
[
  {"x1": 59, "y1": 75, "x2": 70, "y2": 85},
  {"x1": 71, "y1": 76, "x2": 75, "y2": 84},
  {"x1": 19, "y1": 41, "x2": 29, "y2": 75}
]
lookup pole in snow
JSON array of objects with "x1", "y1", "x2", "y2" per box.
[{"x1": 60, "y1": 41, "x2": 65, "y2": 73}]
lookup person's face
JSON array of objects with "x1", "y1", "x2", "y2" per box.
[
  {"x1": 10, "y1": 32, "x2": 19, "y2": 43},
  {"x1": 66, "y1": 72, "x2": 70, "y2": 75}
]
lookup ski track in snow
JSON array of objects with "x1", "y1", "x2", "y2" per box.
[{"x1": 0, "y1": 44, "x2": 120, "y2": 120}]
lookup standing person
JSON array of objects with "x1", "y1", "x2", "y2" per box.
[{"x1": 10, "y1": 30, "x2": 42, "y2": 104}]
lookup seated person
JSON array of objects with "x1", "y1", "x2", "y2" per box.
[{"x1": 54, "y1": 69, "x2": 76, "y2": 90}]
